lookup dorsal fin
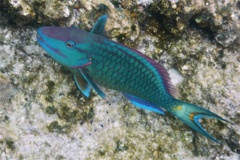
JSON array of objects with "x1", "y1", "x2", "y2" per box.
[
  {"x1": 91, "y1": 14, "x2": 108, "y2": 37},
  {"x1": 131, "y1": 48, "x2": 178, "y2": 98}
]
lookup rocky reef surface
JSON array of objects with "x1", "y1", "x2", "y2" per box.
[{"x1": 0, "y1": 0, "x2": 239, "y2": 159}]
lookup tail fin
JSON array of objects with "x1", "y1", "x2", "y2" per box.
[{"x1": 168, "y1": 99, "x2": 232, "y2": 143}]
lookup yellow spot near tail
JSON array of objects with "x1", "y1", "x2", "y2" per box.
[
  {"x1": 173, "y1": 105, "x2": 182, "y2": 111},
  {"x1": 189, "y1": 113, "x2": 195, "y2": 120}
]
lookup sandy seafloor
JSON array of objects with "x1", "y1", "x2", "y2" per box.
[{"x1": 0, "y1": 0, "x2": 240, "y2": 159}]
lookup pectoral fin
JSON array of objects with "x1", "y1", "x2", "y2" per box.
[
  {"x1": 124, "y1": 93, "x2": 165, "y2": 115},
  {"x1": 79, "y1": 69, "x2": 106, "y2": 98},
  {"x1": 74, "y1": 74, "x2": 91, "y2": 97}
]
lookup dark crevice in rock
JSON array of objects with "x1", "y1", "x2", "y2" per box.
[{"x1": 189, "y1": 11, "x2": 215, "y2": 41}]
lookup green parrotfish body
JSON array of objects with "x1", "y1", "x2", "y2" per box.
[{"x1": 37, "y1": 15, "x2": 231, "y2": 143}]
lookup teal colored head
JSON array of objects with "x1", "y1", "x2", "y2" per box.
[{"x1": 37, "y1": 27, "x2": 91, "y2": 68}]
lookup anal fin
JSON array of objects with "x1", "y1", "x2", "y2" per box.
[{"x1": 124, "y1": 93, "x2": 165, "y2": 115}]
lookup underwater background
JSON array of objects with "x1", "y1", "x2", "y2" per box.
[{"x1": 0, "y1": 0, "x2": 240, "y2": 159}]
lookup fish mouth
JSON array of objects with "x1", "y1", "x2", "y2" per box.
[{"x1": 36, "y1": 28, "x2": 67, "y2": 59}]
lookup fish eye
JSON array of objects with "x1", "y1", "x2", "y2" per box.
[{"x1": 66, "y1": 40, "x2": 75, "y2": 49}]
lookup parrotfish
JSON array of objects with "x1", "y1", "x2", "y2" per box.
[{"x1": 37, "y1": 15, "x2": 231, "y2": 143}]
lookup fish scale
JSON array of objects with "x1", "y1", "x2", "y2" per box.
[
  {"x1": 37, "y1": 14, "x2": 231, "y2": 143},
  {"x1": 87, "y1": 40, "x2": 170, "y2": 106}
]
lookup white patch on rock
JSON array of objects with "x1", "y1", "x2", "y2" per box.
[
  {"x1": 136, "y1": 0, "x2": 153, "y2": 6},
  {"x1": 10, "y1": 0, "x2": 21, "y2": 8},
  {"x1": 168, "y1": 69, "x2": 184, "y2": 86}
]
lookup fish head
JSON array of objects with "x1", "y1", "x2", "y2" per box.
[{"x1": 37, "y1": 26, "x2": 91, "y2": 68}]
